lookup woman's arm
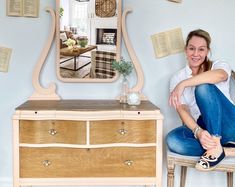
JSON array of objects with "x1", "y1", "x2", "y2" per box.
[
  {"x1": 180, "y1": 69, "x2": 228, "y2": 88},
  {"x1": 176, "y1": 104, "x2": 197, "y2": 131},
  {"x1": 176, "y1": 104, "x2": 217, "y2": 150},
  {"x1": 169, "y1": 69, "x2": 228, "y2": 108}
]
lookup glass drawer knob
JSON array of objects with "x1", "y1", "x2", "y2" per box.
[
  {"x1": 48, "y1": 129, "x2": 57, "y2": 135},
  {"x1": 118, "y1": 129, "x2": 127, "y2": 135},
  {"x1": 42, "y1": 160, "x2": 51, "y2": 167},
  {"x1": 124, "y1": 160, "x2": 133, "y2": 166}
]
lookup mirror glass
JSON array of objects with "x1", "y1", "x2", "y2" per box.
[{"x1": 56, "y1": 0, "x2": 121, "y2": 82}]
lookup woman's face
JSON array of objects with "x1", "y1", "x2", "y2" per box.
[{"x1": 185, "y1": 36, "x2": 209, "y2": 69}]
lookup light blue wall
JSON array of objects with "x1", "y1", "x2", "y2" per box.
[{"x1": 1, "y1": 0, "x2": 235, "y2": 187}]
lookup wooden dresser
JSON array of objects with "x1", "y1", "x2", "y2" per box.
[{"x1": 12, "y1": 100, "x2": 163, "y2": 187}]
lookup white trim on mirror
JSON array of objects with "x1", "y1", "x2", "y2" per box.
[
  {"x1": 122, "y1": 8, "x2": 145, "y2": 99},
  {"x1": 29, "y1": 1, "x2": 145, "y2": 100},
  {"x1": 29, "y1": 7, "x2": 60, "y2": 100}
]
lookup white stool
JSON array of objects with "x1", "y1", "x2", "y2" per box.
[{"x1": 167, "y1": 148, "x2": 235, "y2": 187}]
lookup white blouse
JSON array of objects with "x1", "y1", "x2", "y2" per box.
[{"x1": 170, "y1": 60, "x2": 233, "y2": 120}]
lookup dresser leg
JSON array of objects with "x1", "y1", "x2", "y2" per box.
[{"x1": 13, "y1": 181, "x2": 19, "y2": 187}]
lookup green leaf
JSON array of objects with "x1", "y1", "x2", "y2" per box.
[{"x1": 111, "y1": 58, "x2": 133, "y2": 76}]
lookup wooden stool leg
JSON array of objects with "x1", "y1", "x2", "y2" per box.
[
  {"x1": 180, "y1": 166, "x2": 187, "y2": 187},
  {"x1": 167, "y1": 157, "x2": 175, "y2": 187},
  {"x1": 227, "y1": 172, "x2": 233, "y2": 187}
]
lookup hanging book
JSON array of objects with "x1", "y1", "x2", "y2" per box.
[
  {"x1": 6, "y1": 0, "x2": 39, "y2": 18},
  {"x1": 0, "y1": 46, "x2": 12, "y2": 72},
  {"x1": 151, "y1": 28, "x2": 185, "y2": 58},
  {"x1": 168, "y1": 0, "x2": 182, "y2": 3}
]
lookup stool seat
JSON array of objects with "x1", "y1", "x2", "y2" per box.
[{"x1": 167, "y1": 148, "x2": 235, "y2": 187}]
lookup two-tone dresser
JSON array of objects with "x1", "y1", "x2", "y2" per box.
[{"x1": 12, "y1": 100, "x2": 163, "y2": 187}]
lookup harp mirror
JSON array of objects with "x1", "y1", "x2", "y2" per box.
[{"x1": 56, "y1": 0, "x2": 121, "y2": 82}]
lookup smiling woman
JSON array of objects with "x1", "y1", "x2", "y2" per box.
[
  {"x1": 56, "y1": 0, "x2": 122, "y2": 82},
  {"x1": 167, "y1": 29, "x2": 235, "y2": 172}
]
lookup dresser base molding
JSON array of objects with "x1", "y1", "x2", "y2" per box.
[{"x1": 19, "y1": 177, "x2": 158, "y2": 186}]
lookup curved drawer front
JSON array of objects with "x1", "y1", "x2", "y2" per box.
[
  {"x1": 20, "y1": 120, "x2": 86, "y2": 144},
  {"x1": 90, "y1": 120, "x2": 156, "y2": 144},
  {"x1": 20, "y1": 147, "x2": 156, "y2": 178}
]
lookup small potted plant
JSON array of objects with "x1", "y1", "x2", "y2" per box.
[
  {"x1": 112, "y1": 58, "x2": 133, "y2": 103},
  {"x1": 77, "y1": 36, "x2": 88, "y2": 48}
]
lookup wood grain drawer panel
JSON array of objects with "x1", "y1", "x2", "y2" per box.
[
  {"x1": 90, "y1": 120, "x2": 156, "y2": 144},
  {"x1": 20, "y1": 120, "x2": 86, "y2": 144},
  {"x1": 20, "y1": 147, "x2": 156, "y2": 178}
]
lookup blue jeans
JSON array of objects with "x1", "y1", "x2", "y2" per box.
[{"x1": 166, "y1": 84, "x2": 235, "y2": 156}]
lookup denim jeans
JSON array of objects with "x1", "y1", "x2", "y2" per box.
[{"x1": 166, "y1": 84, "x2": 235, "y2": 156}]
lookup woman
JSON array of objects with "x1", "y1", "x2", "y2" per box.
[{"x1": 166, "y1": 29, "x2": 235, "y2": 171}]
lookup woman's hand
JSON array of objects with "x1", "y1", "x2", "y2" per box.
[
  {"x1": 197, "y1": 129, "x2": 217, "y2": 150},
  {"x1": 169, "y1": 81, "x2": 185, "y2": 109}
]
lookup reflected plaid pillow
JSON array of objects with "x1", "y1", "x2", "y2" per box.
[{"x1": 95, "y1": 51, "x2": 116, "y2": 79}]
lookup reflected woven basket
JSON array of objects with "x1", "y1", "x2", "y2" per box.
[{"x1": 95, "y1": 0, "x2": 116, "y2": 18}]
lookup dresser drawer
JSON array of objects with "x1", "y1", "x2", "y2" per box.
[
  {"x1": 20, "y1": 147, "x2": 156, "y2": 178},
  {"x1": 90, "y1": 120, "x2": 156, "y2": 144},
  {"x1": 20, "y1": 120, "x2": 86, "y2": 144}
]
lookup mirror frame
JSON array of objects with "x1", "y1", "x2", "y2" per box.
[{"x1": 56, "y1": 0, "x2": 122, "y2": 83}]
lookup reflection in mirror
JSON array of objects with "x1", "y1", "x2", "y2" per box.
[{"x1": 56, "y1": 0, "x2": 121, "y2": 82}]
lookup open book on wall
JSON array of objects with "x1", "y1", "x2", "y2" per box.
[
  {"x1": 151, "y1": 27, "x2": 185, "y2": 58},
  {"x1": 0, "y1": 46, "x2": 12, "y2": 72},
  {"x1": 6, "y1": 0, "x2": 39, "y2": 18},
  {"x1": 167, "y1": 0, "x2": 182, "y2": 3}
]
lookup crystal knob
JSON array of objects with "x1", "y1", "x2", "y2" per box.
[
  {"x1": 48, "y1": 129, "x2": 57, "y2": 135},
  {"x1": 42, "y1": 160, "x2": 51, "y2": 167},
  {"x1": 118, "y1": 129, "x2": 127, "y2": 135},
  {"x1": 124, "y1": 160, "x2": 133, "y2": 166}
]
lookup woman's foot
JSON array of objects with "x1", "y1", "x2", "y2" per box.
[{"x1": 195, "y1": 136, "x2": 225, "y2": 171}]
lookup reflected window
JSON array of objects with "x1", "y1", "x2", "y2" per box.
[{"x1": 72, "y1": 1, "x2": 88, "y2": 36}]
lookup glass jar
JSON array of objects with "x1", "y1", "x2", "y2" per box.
[{"x1": 120, "y1": 75, "x2": 129, "y2": 103}]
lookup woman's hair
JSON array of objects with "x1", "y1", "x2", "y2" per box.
[
  {"x1": 185, "y1": 29, "x2": 212, "y2": 72},
  {"x1": 232, "y1": 70, "x2": 235, "y2": 79}
]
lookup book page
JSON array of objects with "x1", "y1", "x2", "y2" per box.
[
  {"x1": 6, "y1": 0, "x2": 22, "y2": 16},
  {"x1": 0, "y1": 47, "x2": 12, "y2": 72},
  {"x1": 151, "y1": 28, "x2": 184, "y2": 58},
  {"x1": 151, "y1": 32, "x2": 170, "y2": 58},
  {"x1": 23, "y1": 0, "x2": 39, "y2": 17},
  {"x1": 167, "y1": 28, "x2": 185, "y2": 54},
  {"x1": 168, "y1": 0, "x2": 182, "y2": 3}
]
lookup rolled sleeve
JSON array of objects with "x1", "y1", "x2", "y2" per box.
[{"x1": 212, "y1": 60, "x2": 231, "y2": 76}]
